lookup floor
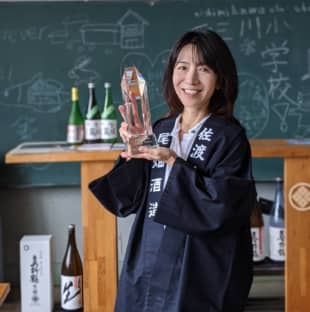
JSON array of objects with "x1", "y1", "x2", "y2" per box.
[
  {"x1": 0, "y1": 292, "x2": 284, "y2": 312},
  {"x1": 0, "y1": 287, "x2": 62, "y2": 312}
]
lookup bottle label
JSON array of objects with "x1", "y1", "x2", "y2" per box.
[
  {"x1": 85, "y1": 119, "x2": 101, "y2": 140},
  {"x1": 102, "y1": 105, "x2": 115, "y2": 117},
  {"x1": 86, "y1": 106, "x2": 99, "y2": 119},
  {"x1": 61, "y1": 275, "x2": 83, "y2": 310},
  {"x1": 67, "y1": 125, "x2": 84, "y2": 144},
  {"x1": 269, "y1": 226, "x2": 285, "y2": 261},
  {"x1": 101, "y1": 119, "x2": 117, "y2": 140},
  {"x1": 251, "y1": 227, "x2": 265, "y2": 262}
]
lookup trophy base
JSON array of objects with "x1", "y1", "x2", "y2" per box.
[{"x1": 127, "y1": 134, "x2": 157, "y2": 154}]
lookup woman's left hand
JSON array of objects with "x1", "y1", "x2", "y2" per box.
[{"x1": 121, "y1": 146, "x2": 177, "y2": 167}]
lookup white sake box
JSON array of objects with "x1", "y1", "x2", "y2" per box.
[{"x1": 20, "y1": 235, "x2": 54, "y2": 312}]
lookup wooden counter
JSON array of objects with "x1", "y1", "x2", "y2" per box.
[
  {"x1": 5, "y1": 139, "x2": 310, "y2": 312},
  {"x1": 6, "y1": 148, "x2": 120, "y2": 312}
]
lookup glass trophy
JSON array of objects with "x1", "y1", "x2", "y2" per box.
[{"x1": 121, "y1": 66, "x2": 157, "y2": 154}]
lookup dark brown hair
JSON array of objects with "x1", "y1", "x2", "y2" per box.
[{"x1": 162, "y1": 30, "x2": 238, "y2": 120}]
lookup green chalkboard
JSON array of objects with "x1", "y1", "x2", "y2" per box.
[{"x1": 1, "y1": 0, "x2": 309, "y2": 186}]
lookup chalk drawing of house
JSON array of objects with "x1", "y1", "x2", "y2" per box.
[
  {"x1": 62, "y1": 15, "x2": 89, "y2": 46},
  {"x1": 81, "y1": 23, "x2": 120, "y2": 46},
  {"x1": 27, "y1": 76, "x2": 65, "y2": 113},
  {"x1": 117, "y1": 10, "x2": 149, "y2": 49}
]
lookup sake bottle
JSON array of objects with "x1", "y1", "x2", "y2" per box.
[
  {"x1": 67, "y1": 87, "x2": 84, "y2": 145},
  {"x1": 101, "y1": 82, "x2": 117, "y2": 143},
  {"x1": 250, "y1": 200, "x2": 265, "y2": 262},
  {"x1": 84, "y1": 82, "x2": 101, "y2": 143},
  {"x1": 60, "y1": 224, "x2": 83, "y2": 311},
  {"x1": 269, "y1": 177, "x2": 285, "y2": 262}
]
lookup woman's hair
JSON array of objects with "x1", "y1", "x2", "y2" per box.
[{"x1": 162, "y1": 30, "x2": 238, "y2": 120}]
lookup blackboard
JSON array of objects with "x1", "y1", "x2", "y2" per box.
[{"x1": 1, "y1": 0, "x2": 309, "y2": 186}]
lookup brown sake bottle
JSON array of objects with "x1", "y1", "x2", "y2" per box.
[
  {"x1": 250, "y1": 200, "x2": 265, "y2": 263},
  {"x1": 60, "y1": 224, "x2": 83, "y2": 311}
]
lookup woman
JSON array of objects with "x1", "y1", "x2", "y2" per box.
[{"x1": 89, "y1": 30, "x2": 256, "y2": 312}]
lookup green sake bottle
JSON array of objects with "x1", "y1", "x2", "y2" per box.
[
  {"x1": 67, "y1": 87, "x2": 84, "y2": 145},
  {"x1": 84, "y1": 82, "x2": 101, "y2": 143},
  {"x1": 101, "y1": 82, "x2": 117, "y2": 143}
]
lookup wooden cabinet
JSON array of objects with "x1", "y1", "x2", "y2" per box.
[{"x1": 5, "y1": 139, "x2": 310, "y2": 312}]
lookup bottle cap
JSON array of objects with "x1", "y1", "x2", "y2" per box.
[
  {"x1": 71, "y1": 87, "x2": 78, "y2": 101},
  {"x1": 68, "y1": 224, "x2": 75, "y2": 229},
  {"x1": 104, "y1": 82, "x2": 111, "y2": 88},
  {"x1": 275, "y1": 177, "x2": 283, "y2": 182},
  {"x1": 88, "y1": 82, "x2": 95, "y2": 88}
]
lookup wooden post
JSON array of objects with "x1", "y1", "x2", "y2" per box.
[
  {"x1": 285, "y1": 157, "x2": 310, "y2": 312},
  {"x1": 0, "y1": 283, "x2": 10, "y2": 306},
  {"x1": 81, "y1": 161, "x2": 117, "y2": 312}
]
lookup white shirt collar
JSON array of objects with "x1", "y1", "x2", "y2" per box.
[{"x1": 171, "y1": 114, "x2": 211, "y2": 136}]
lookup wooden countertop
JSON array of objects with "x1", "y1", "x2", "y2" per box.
[
  {"x1": 5, "y1": 139, "x2": 310, "y2": 165},
  {"x1": 5, "y1": 148, "x2": 121, "y2": 164},
  {"x1": 250, "y1": 139, "x2": 310, "y2": 157}
]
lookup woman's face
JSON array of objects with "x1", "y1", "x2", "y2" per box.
[{"x1": 172, "y1": 43, "x2": 218, "y2": 112}]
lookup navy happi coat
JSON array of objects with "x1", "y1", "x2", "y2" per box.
[{"x1": 89, "y1": 114, "x2": 256, "y2": 312}]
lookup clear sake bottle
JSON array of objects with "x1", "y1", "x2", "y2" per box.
[
  {"x1": 250, "y1": 200, "x2": 265, "y2": 263},
  {"x1": 269, "y1": 177, "x2": 285, "y2": 262},
  {"x1": 101, "y1": 82, "x2": 117, "y2": 143},
  {"x1": 67, "y1": 87, "x2": 84, "y2": 145},
  {"x1": 84, "y1": 82, "x2": 101, "y2": 143},
  {"x1": 60, "y1": 224, "x2": 83, "y2": 311}
]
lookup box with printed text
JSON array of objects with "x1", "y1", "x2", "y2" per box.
[{"x1": 20, "y1": 235, "x2": 54, "y2": 312}]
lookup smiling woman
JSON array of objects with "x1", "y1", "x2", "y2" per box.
[
  {"x1": 172, "y1": 44, "x2": 219, "y2": 123},
  {"x1": 89, "y1": 30, "x2": 256, "y2": 312}
]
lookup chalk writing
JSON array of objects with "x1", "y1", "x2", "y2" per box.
[
  {"x1": 291, "y1": 94, "x2": 310, "y2": 137},
  {"x1": 293, "y1": 2, "x2": 310, "y2": 13},
  {"x1": 261, "y1": 40, "x2": 298, "y2": 132},
  {"x1": 193, "y1": 22, "x2": 233, "y2": 41},
  {"x1": 194, "y1": 3, "x2": 286, "y2": 18},
  {"x1": 302, "y1": 49, "x2": 310, "y2": 81}
]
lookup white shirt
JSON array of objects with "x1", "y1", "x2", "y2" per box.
[{"x1": 163, "y1": 114, "x2": 210, "y2": 188}]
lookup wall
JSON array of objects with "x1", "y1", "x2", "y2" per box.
[{"x1": 0, "y1": 187, "x2": 82, "y2": 285}]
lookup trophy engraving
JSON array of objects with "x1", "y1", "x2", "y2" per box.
[{"x1": 121, "y1": 66, "x2": 157, "y2": 154}]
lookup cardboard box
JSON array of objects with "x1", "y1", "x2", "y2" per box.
[{"x1": 20, "y1": 235, "x2": 53, "y2": 312}]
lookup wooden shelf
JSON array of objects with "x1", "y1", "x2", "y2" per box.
[
  {"x1": 246, "y1": 297, "x2": 284, "y2": 311},
  {"x1": 254, "y1": 258, "x2": 284, "y2": 276}
]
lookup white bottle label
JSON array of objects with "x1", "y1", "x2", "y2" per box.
[
  {"x1": 61, "y1": 275, "x2": 83, "y2": 310},
  {"x1": 101, "y1": 119, "x2": 117, "y2": 140},
  {"x1": 85, "y1": 119, "x2": 101, "y2": 140},
  {"x1": 67, "y1": 125, "x2": 84, "y2": 144},
  {"x1": 269, "y1": 226, "x2": 285, "y2": 261},
  {"x1": 251, "y1": 227, "x2": 265, "y2": 262}
]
